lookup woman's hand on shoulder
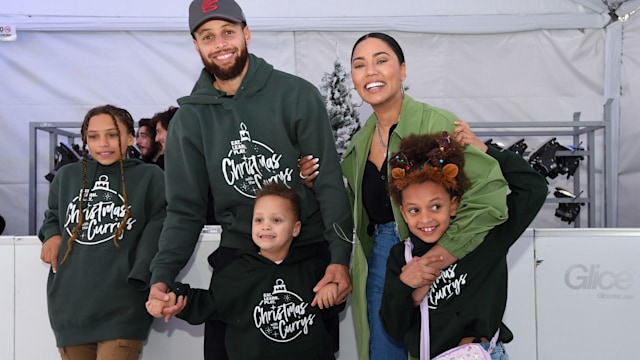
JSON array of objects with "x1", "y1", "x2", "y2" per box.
[
  {"x1": 454, "y1": 120, "x2": 488, "y2": 153},
  {"x1": 298, "y1": 155, "x2": 320, "y2": 189}
]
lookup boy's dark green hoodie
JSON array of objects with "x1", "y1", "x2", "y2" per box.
[{"x1": 151, "y1": 54, "x2": 353, "y2": 286}]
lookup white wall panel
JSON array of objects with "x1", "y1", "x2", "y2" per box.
[
  {"x1": 14, "y1": 236, "x2": 57, "y2": 360},
  {"x1": 503, "y1": 230, "x2": 537, "y2": 360},
  {"x1": 0, "y1": 237, "x2": 15, "y2": 360},
  {"x1": 5, "y1": 229, "x2": 640, "y2": 359},
  {"x1": 534, "y1": 229, "x2": 640, "y2": 359}
]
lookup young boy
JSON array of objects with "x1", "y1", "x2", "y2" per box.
[
  {"x1": 147, "y1": 182, "x2": 342, "y2": 359},
  {"x1": 380, "y1": 130, "x2": 547, "y2": 359}
]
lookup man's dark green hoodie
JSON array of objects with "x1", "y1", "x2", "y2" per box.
[{"x1": 150, "y1": 54, "x2": 353, "y2": 286}]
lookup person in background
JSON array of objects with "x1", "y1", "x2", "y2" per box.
[
  {"x1": 147, "y1": 1, "x2": 353, "y2": 359},
  {"x1": 147, "y1": 182, "x2": 341, "y2": 360},
  {"x1": 39, "y1": 104, "x2": 166, "y2": 360},
  {"x1": 299, "y1": 33, "x2": 509, "y2": 360},
  {"x1": 148, "y1": 105, "x2": 218, "y2": 224},
  {"x1": 136, "y1": 118, "x2": 162, "y2": 165},
  {"x1": 380, "y1": 129, "x2": 547, "y2": 359},
  {"x1": 150, "y1": 106, "x2": 179, "y2": 170}
]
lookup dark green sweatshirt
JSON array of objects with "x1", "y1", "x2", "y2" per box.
[
  {"x1": 177, "y1": 246, "x2": 341, "y2": 360},
  {"x1": 38, "y1": 159, "x2": 166, "y2": 347},
  {"x1": 380, "y1": 146, "x2": 547, "y2": 358},
  {"x1": 150, "y1": 54, "x2": 353, "y2": 286}
]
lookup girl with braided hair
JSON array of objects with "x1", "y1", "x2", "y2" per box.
[
  {"x1": 379, "y1": 130, "x2": 547, "y2": 360},
  {"x1": 39, "y1": 104, "x2": 166, "y2": 360}
]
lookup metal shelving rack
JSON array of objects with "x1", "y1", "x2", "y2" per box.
[
  {"x1": 29, "y1": 122, "x2": 83, "y2": 235},
  {"x1": 470, "y1": 111, "x2": 609, "y2": 228},
  {"x1": 28, "y1": 110, "x2": 612, "y2": 233}
]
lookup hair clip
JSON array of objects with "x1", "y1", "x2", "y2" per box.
[
  {"x1": 392, "y1": 167, "x2": 406, "y2": 179},
  {"x1": 390, "y1": 152, "x2": 413, "y2": 179},
  {"x1": 442, "y1": 163, "x2": 459, "y2": 179},
  {"x1": 424, "y1": 132, "x2": 455, "y2": 173}
]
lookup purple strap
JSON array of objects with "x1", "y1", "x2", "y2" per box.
[
  {"x1": 404, "y1": 239, "x2": 431, "y2": 360},
  {"x1": 403, "y1": 239, "x2": 498, "y2": 359}
]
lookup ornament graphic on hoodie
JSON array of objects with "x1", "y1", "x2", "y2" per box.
[
  {"x1": 253, "y1": 278, "x2": 316, "y2": 342},
  {"x1": 428, "y1": 263, "x2": 469, "y2": 309},
  {"x1": 64, "y1": 174, "x2": 136, "y2": 245},
  {"x1": 223, "y1": 122, "x2": 294, "y2": 198}
]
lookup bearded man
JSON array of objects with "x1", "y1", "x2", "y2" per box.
[{"x1": 147, "y1": 1, "x2": 353, "y2": 359}]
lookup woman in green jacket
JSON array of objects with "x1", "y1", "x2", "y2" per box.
[{"x1": 300, "y1": 33, "x2": 508, "y2": 360}]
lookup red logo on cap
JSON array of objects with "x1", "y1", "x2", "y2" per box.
[{"x1": 202, "y1": 0, "x2": 219, "y2": 13}]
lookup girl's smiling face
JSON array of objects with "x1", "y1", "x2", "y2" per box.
[
  {"x1": 400, "y1": 181, "x2": 459, "y2": 244},
  {"x1": 86, "y1": 113, "x2": 133, "y2": 166}
]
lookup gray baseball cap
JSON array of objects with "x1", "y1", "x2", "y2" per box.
[{"x1": 189, "y1": 0, "x2": 247, "y2": 33}]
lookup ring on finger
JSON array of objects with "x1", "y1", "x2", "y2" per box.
[{"x1": 299, "y1": 171, "x2": 308, "y2": 180}]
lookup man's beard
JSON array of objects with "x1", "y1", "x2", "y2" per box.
[{"x1": 201, "y1": 45, "x2": 249, "y2": 81}]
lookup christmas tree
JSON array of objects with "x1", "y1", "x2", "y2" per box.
[{"x1": 320, "y1": 59, "x2": 361, "y2": 159}]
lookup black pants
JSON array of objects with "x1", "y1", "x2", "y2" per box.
[{"x1": 203, "y1": 243, "x2": 343, "y2": 360}]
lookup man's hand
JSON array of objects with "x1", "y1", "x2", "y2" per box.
[
  {"x1": 146, "y1": 292, "x2": 177, "y2": 318},
  {"x1": 312, "y1": 264, "x2": 351, "y2": 307},
  {"x1": 41, "y1": 235, "x2": 62, "y2": 273},
  {"x1": 149, "y1": 282, "x2": 186, "y2": 323}
]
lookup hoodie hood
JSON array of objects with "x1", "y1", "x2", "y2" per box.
[{"x1": 239, "y1": 241, "x2": 319, "y2": 268}]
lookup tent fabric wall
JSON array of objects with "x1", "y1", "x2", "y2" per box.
[
  {"x1": 0, "y1": 0, "x2": 599, "y2": 19},
  {"x1": 1, "y1": 0, "x2": 638, "y2": 234},
  {"x1": 0, "y1": 0, "x2": 613, "y2": 33},
  {"x1": 618, "y1": 17, "x2": 640, "y2": 227}
]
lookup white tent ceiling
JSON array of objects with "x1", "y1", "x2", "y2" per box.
[{"x1": 0, "y1": 0, "x2": 626, "y2": 32}]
